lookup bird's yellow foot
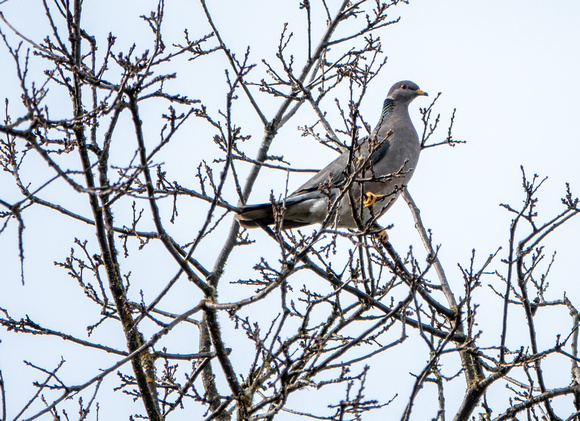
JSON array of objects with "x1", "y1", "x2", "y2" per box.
[
  {"x1": 377, "y1": 229, "x2": 389, "y2": 243},
  {"x1": 363, "y1": 192, "x2": 378, "y2": 207}
]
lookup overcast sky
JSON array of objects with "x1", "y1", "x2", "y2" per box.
[{"x1": 1, "y1": 0, "x2": 580, "y2": 419}]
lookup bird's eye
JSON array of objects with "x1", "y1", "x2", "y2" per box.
[{"x1": 400, "y1": 84, "x2": 408, "y2": 90}]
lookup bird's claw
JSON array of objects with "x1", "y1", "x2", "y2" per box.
[
  {"x1": 377, "y1": 229, "x2": 389, "y2": 243},
  {"x1": 363, "y1": 192, "x2": 378, "y2": 207}
]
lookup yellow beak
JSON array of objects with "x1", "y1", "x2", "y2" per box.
[{"x1": 416, "y1": 89, "x2": 428, "y2": 96}]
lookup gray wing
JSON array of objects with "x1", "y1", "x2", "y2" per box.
[
  {"x1": 290, "y1": 97, "x2": 394, "y2": 196},
  {"x1": 290, "y1": 137, "x2": 391, "y2": 198}
]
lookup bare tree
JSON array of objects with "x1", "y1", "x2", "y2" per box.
[{"x1": 0, "y1": 1, "x2": 579, "y2": 420}]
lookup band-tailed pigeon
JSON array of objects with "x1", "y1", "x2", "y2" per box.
[{"x1": 237, "y1": 80, "x2": 427, "y2": 230}]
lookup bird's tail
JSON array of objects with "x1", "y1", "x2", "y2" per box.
[
  {"x1": 236, "y1": 203, "x2": 276, "y2": 228},
  {"x1": 236, "y1": 202, "x2": 311, "y2": 229}
]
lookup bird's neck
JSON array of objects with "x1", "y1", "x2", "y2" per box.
[
  {"x1": 371, "y1": 98, "x2": 393, "y2": 135},
  {"x1": 372, "y1": 97, "x2": 411, "y2": 137},
  {"x1": 379, "y1": 97, "x2": 394, "y2": 124}
]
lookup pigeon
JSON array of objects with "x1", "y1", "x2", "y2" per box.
[{"x1": 237, "y1": 80, "x2": 428, "y2": 230}]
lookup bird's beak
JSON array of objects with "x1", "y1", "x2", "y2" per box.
[{"x1": 416, "y1": 89, "x2": 428, "y2": 96}]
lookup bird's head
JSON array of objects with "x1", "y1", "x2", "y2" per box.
[{"x1": 387, "y1": 81, "x2": 428, "y2": 103}]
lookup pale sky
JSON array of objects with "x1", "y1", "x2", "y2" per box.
[{"x1": 1, "y1": 0, "x2": 579, "y2": 419}]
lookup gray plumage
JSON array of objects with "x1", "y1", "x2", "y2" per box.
[{"x1": 237, "y1": 80, "x2": 428, "y2": 230}]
